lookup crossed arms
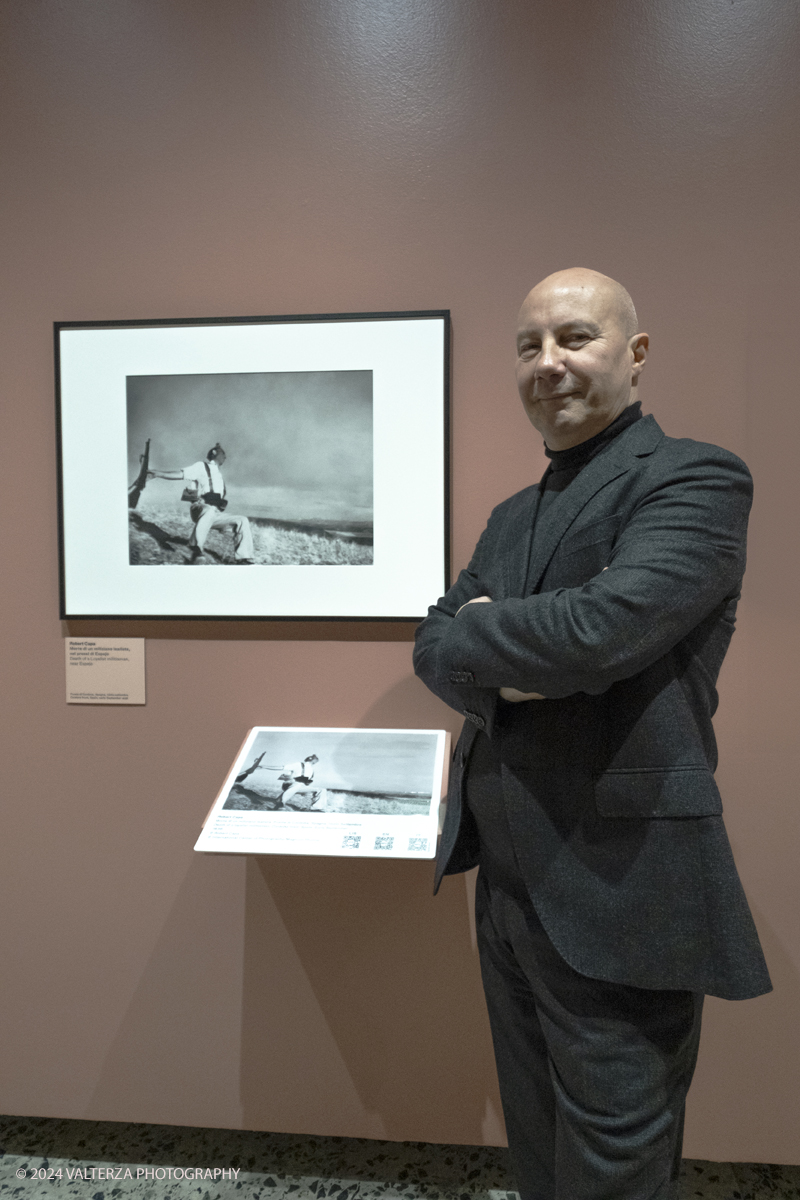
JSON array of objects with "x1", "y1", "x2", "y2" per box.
[
  {"x1": 414, "y1": 446, "x2": 752, "y2": 721},
  {"x1": 456, "y1": 595, "x2": 545, "y2": 702}
]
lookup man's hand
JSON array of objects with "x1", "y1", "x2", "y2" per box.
[
  {"x1": 455, "y1": 595, "x2": 493, "y2": 616},
  {"x1": 499, "y1": 687, "x2": 546, "y2": 702}
]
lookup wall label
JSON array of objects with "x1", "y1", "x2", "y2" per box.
[{"x1": 65, "y1": 638, "x2": 145, "y2": 705}]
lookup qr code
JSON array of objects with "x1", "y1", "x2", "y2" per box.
[
  {"x1": 374, "y1": 835, "x2": 394, "y2": 850},
  {"x1": 408, "y1": 837, "x2": 428, "y2": 852},
  {"x1": 342, "y1": 834, "x2": 361, "y2": 849}
]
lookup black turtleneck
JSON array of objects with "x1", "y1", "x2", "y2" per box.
[
  {"x1": 537, "y1": 400, "x2": 642, "y2": 519},
  {"x1": 465, "y1": 400, "x2": 643, "y2": 905}
]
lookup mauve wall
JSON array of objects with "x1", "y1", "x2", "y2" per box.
[{"x1": 0, "y1": 0, "x2": 798, "y2": 1162}]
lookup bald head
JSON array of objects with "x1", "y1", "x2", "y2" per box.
[
  {"x1": 515, "y1": 268, "x2": 648, "y2": 450},
  {"x1": 523, "y1": 268, "x2": 638, "y2": 339}
]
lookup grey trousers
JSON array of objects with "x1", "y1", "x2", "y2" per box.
[{"x1": 475, "y1": 872, "x2": 703, "y2": 1200}]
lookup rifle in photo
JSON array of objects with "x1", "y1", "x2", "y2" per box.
[{"x1": 128, "y1": 439, "x2": 151, "y2": 509}]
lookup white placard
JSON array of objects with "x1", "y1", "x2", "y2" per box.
[
  {"x1": 195, "y1": 727, "x2": 450, "y2": 859},
  {"x1": 65, "y1": 637, "x2": 145, "y2": 704},
  {"x1": 57, "y1": 313, "x2": 448, "y2": 619}
]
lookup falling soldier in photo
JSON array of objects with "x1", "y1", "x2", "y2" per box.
[
  {"x1": 277, "y1": 754, "x2": 321, "y2": 809},
  {"x1": 147, "y1": 443, "x2": 255, "y2": 564},
  {"x1": 230, "y1": 751, "x2": 323, "y2": 809}
]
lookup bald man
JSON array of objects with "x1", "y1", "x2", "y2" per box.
[{"x1": 414, "y1": 270, "x2": 770, "y2": 1200}]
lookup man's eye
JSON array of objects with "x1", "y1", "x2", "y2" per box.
[{"x1": 519, "y1": 343, "x2": 540, "y2": 357}]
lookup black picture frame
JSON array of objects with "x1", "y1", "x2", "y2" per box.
[{"x1": 55, "y1": 310, "x2": 450, "y2": 621}]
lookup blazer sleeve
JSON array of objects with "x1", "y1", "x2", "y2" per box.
[
  {"x1": 413, "y1": 513, "x2": 502, "y2": 734},
  {"x1": 422, "y1": 445, "x2": 752, "y2": 701}
]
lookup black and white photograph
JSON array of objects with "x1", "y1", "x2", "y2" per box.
[
  {"x1": 127, "y1": 370, "x2": 373, "y2": 568},
  {"x1": 195, "y1": 726, "x2": 449, "y2": 858},
  {"x1": 224, "y1": 728, "x2": 437, "y2": 814},
  {"x1": 56, "y1": 312, "x2": 448, "y2": 619}
]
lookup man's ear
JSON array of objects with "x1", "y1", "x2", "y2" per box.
[{"x1": 630, "y1": 332, "x2": 649, "y2": 385}]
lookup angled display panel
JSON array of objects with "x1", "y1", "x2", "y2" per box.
[{"x1": 195, "y1": 727, "x2": 450, "y2": 859}]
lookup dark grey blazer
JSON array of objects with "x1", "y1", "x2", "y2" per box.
[{"x1": 414, "y1": 415, "x2": 771, "y2": 1000}]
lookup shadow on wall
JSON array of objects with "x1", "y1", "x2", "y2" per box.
[
  {"x1": 85, "y1": 854, "x2": 247, "y2": 1129},
  {"x1": 353, "y1": 669, "x2": 466, "y2": 736},
  {"x1": 239, "y1": 672, "x2": 505, "y2": 1143},
  {"x1": 241, "y1": 855, "x2": 503, "y2": 1143}
]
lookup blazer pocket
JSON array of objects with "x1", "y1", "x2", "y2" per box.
[{"x1": 594, "y1": 766, "x2": 723, "y2": 819}]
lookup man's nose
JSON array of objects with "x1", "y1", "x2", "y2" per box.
[{"x1": 534, "y1": 337, "x2": 566, "y2": 378}]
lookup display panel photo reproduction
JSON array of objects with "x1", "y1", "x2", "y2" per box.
[
  {"x1": 194, "y1": 727, "x2": 450, "y2": 859},
  {"x1": 56, "y1": 310, "x2": 449, "y2": 619}
]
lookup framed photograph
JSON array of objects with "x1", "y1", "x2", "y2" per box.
[
  {"x1": 55, "y1": 310, "x2": 449, "y2": 619},
  {"x1": 194, "y1": 726, "x2": 450, "y2": 859}
]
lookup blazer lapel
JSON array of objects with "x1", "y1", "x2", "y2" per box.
[
  {"x1": 525, "y1": 415, "x2": 663, "y2": 596},
  {"x1": 497, "y1": 480, "x2": 546, "y2": 598}
]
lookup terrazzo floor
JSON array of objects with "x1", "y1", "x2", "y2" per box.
[{"x1": 1, "y1": 1116, "x2": 799, "y2": 1200}]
